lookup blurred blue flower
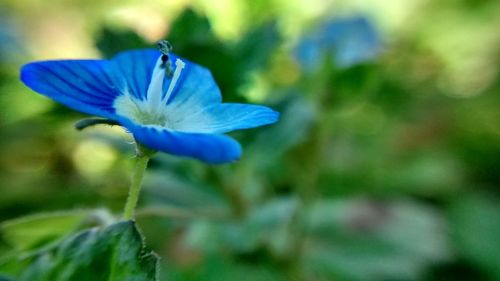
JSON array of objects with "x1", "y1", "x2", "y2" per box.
[
  {"x1": 295, "y1": 16, "x2": 382, "y2": 70},
  {"x1": 0, "y1": 11, "x2": 25, "y2": 64},
  {"x1": 20, "y1": 49, "x2": 279, "y2": 163}
]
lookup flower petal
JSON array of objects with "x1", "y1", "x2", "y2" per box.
[
  {"x1": 20, "y1": 60, "x2": 119, "y2": 119},
  {"x1": 123, "y1": 119, "x2": 242, "y2": 164},
  {"x1": 321, "y1": 16, "x2": 381, "y2": 68},
  {"x1": 165, "y1": 58, "x2": 222, "y2": 110},
  {"x1": 170, "y1": 103, "x2": 280, "y2": 134},
  {"x1": 107, "y1": 49, "x2": 161, "y2": 100}
]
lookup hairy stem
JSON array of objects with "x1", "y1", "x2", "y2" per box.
[{"x1": 123, "y1": 155, "x2": 150, "y2": 220}]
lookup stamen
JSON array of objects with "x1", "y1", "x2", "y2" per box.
[
  {"x1": 145, "y1": 56, "x2": 185, "y2": 117},
  {"x1": 146, "y1": 57, "x2": 166, "y2": 115},
  {"x1": 163, "y1": 58, "x2": 186, "y2": 105}
]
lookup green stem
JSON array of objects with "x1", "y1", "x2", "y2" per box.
[{"x1": 123, "y1": 155, "x2": 150, "y2": 220}]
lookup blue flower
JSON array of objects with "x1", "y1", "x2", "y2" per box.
[
  {"x1": 20, "y1": 48, "x2": 279, "y2": 164},
  {"x1": 0, "y1": 11, "x2": 24, "y2": 64},
  {"x1": 295, "y1": 16, "x2": 382, "y2": 70}
]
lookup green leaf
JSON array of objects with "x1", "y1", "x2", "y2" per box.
[
  {"x1": 450, "y1": 194, "x2": 500, "y2": 280},
  {"x1": 183, "y1": 197, "x2": 299, "y2": 256},
  {"x1": 249, "y1": 95, "x2": 315, "y2": 165},
  {"x1": 0, "y1": 252, "x2": 31, "y2": 278},
  {"x1": 95, "y1": 27, "x2": 150, "y2": 58},
  {"x1": 166, "y1": 9, "x2": 216, "y2": 49},
  {"x1": 235, "y1": 21, "x2": 281, "y2": 73},
  {"x1": 196, "y1": 256, "x2": 283, "y2": 281},
  {"x1": 244, "y1": 197, "x2": 299, "y2": 255},
  {"x1": 1, "y1": 209, "x2": 113, "y2": 252},
  {"x1": 145, "y1": 171, "x2": 226, "y2": 211},
  {"x1": 17, "y1": 220, "x2": 159, "y2": 281},
  {"x1": 0, "y1": 275, "x2": 14, "y2": 281},
  {"x1": 303, "y1": 198, "x2": 451, "y2": 281}
]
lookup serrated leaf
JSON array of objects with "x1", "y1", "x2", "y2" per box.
[
  {"x1": 1, "y1": 209, "x2": 113, "y2": 252},
  {"x1": 18, "y1": 221, "x2": 159, "y2": 281}
]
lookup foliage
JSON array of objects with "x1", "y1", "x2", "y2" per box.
[
  {"x1": 3, "y1": 220, "x2": 158, "y2": 281},
  {"x1": 1, "y1": 0, "x2": 500, "y2": 281}
]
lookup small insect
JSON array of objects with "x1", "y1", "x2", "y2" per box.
[
  {"x1": 157, "y1": 40, "x2": 174, "y2": 77},
  {"x1": 157, "y1": 40, "x2": 173, "y2": 54}
]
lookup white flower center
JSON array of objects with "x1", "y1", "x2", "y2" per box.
[{"x1": 113, "y1": 56, "x2": 186, "y2": 128}]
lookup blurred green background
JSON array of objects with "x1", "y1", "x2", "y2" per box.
[{"x1": 0, "y1": 0, "x2": 500, "y2": 280}]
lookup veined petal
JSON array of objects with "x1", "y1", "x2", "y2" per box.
[
  {"x1": 171, "y1": 103, "x2": 280, "y2": 134},
  {"x1": 107, "y1": 49, "x2": 161, "y2": 100},
  {"x1": 165, "y1": 58, "x2": 222, "y2": 111},
  {"x1": 20, "y1": 60, "x2": 119, "y2": 119},
  {"x1": 21, "y1": 48, "x2": 279, "y2": 164},
  {"x1": 122, "y1": 119, "x2": 242, "y2": 164}
]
